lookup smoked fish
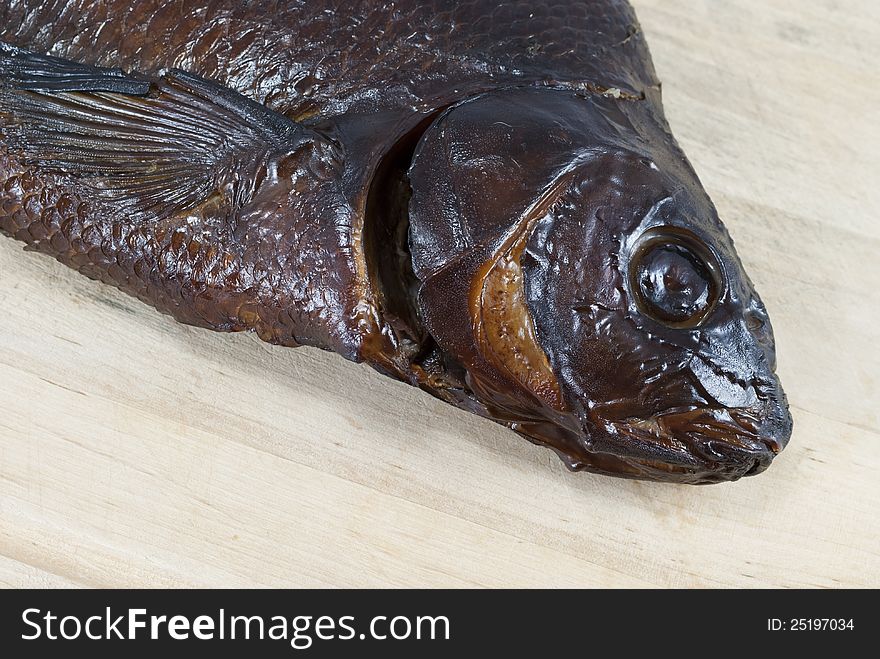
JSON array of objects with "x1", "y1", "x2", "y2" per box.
[{"x1": 0, "y1": 1, "x2": 792, "y2": 483}]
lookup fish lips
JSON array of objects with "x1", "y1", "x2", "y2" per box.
[{"x1": 589, "y1": 392, "x2": 793, "y2": 483}]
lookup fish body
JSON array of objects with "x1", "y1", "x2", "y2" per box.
[{"x1": 0, "y1": 0, "x2": 792, "y2": 483}]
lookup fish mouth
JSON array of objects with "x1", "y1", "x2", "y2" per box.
[{"x1": 581, "y1": 401, "x2": 793, "y2": 484}]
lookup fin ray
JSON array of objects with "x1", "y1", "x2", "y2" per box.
[{"x1": 1, "y1": 41, "x2": 306, "y2": 221}]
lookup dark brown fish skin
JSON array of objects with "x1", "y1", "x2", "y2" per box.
[
  {"x1": 0, "y1": 0, "x2": 658, "y2": 114},
  {"x1": 0, "y1": 1, "x2": 792, "y2": 483},
  {"x1": 407, "y1": 87, "x2": 791, "y2": 482},
  {"x1": 0, "y1": 0, "x2": 657, "y2": 358}
]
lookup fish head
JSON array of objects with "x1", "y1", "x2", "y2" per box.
[
  {"x1": 408, "y1": 88, "x2": 791, "y2": 483},
  {"x1": 519, "y1": 154, "x2": 793, "y2": 483}
]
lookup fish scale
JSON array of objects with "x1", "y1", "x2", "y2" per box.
[
  {"x1": 0, "y1": 0, "x2": 657, "y2": 115},
  {"x1": 0, "y1": 0, "x2": 792, "y2": 483}
]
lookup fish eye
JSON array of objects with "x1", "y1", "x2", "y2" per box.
[{"x1": 629, "y1": 228, "x2": 723, "y2": 328}]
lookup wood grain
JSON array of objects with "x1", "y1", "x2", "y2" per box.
[{"x1": 1, "y1": 0, "x2": 878, "y2": 588}]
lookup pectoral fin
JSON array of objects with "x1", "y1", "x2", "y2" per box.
[
  {"x1": 1, "y1": 41, "x2": 311, "y2": 221},
  {"x1": 0, "y1": 43, "x2": 357, "y2": 355}
]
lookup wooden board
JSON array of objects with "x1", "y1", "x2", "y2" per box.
[{"x1": 1, "y1": 0, "x2": 878, "y2": 588}]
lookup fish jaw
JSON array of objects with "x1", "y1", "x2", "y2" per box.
[{"x1": 587, "y1": 397, "x2": 793, "y2": 483}]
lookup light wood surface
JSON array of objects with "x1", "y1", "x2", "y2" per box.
[{"x1": 1, "y1": 0, "x2": 878, "y2": 588}]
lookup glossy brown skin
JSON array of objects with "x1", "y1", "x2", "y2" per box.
[{"x1": 0, "y1": 0, "x2": 792, "y2": 483}]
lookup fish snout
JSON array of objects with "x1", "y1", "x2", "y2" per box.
[
  {"x1": 707, "y1": 383, "x2": 792, "y2": 480},
  {"x1": 754, "y1": 383, "x2": 794, "y2": 456}
]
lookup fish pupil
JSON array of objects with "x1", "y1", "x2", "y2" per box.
[{"x1": 637, "y1": 243, "x2": 712, "y2": 324}]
